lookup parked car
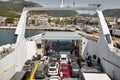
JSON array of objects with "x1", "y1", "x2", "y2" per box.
[
  {"x1": 35, "y1": 65, "x2": 45, "y2": 79},
  {"x1": 75, "y1": 25, "x2": 81, "y2": 30},
  {"x1": 49, "y1": 54, "x2": 60, "y2": 63},
  {"x1": 22, "y1": 65, "x2": 32, "y2": 72},
  {"x1": 23, "y1": 59, "x2": 35, "y2": 72},
  {"x1": 70, "y1": 62, "x2": 80, "y2": 77},
  {"x1": 40, "y1": 56, "x2": 49, "y2": 65},
  {"x1": 60, "y1": 54, "x2": 68, "y2": 63},
  {"x1": 49, "y1": 76, "x2": 61, "y2": 80},
  {"x1": 22, "y1": 65, "x2": 32, "y2": 77},
  {"x1": 60, "y1": 63, "x2": 70, "y2": 78},
  {"x1": 94, "y1": 27, "x2": 99, "y2": 33},
  {"x1": 25, "y1": 59, "x2": 31, "y2": 65},
  {"x1": 68, "y1": 55, "x2": 77, "y2": 63},
  {"x1": 83, "y1": 26, "x2": 94, "y2": 34},
  {"x1": 48, "y1": 62, "x2": 59, "y2": 76},
  {"x1": 30, "y1": 60, "x2": 35, "y2": 69}
]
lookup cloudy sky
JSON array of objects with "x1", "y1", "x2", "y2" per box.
[{"x1": 1, "y1": 0, "x2": 120, "y2": 9}]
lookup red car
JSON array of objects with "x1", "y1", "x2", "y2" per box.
[{"x1": 60, "y1": 63, "x2": 71, "y2": 78}]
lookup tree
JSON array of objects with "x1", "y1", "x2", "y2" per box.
[
  {"x1": 54, "y1": 18, "x2": 60, "y2": 24},
  {"x1": 48, "y1": 18, "x2": 51, "y2": 23},
  {"x1": 5, "y1": 17, "x2": 14, "y2": 23},
  {"x1": 31, "y1": 19, "x2": 35, "y2": 24}
]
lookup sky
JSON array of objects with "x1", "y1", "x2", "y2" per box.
[
  {"x1": 27, "y1": 0, "x2": 120, "y2": 9},
  {"x1": 1, "y1": 0, "x2": 120, "y2": 9}
]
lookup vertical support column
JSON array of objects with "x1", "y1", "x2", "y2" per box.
[
  {"x1": 79, "y1": 40, "x2": 82, "y2": 58},
  {"x1": 15, "y1": 9, "x2": 29, "y2": 47},
  {"x1": 60, "y1": 0, "x2": 64, "y2": 7},
  {"x1": 42, "y1": 40, "x2": 45, "y2": 56},
  {"x1": 96, "y1": 10, "x2": 113, "y2": 49}
]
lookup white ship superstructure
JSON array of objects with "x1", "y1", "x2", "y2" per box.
[{"x1": 0, "y1": 7, "x2": 120, "y2": 80}]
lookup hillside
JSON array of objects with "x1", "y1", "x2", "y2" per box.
[
  {"x1": 0, "y1": 1, "x2": 40, "y2": 17},
  {"x1": 0, "y1": 1, "x2": 77, "y2": 17},
  {"x1": 0, "y1": 1, "x2": 120, "y2": 18},
  {"x1": 0, "y1": 1, "x2": 40, "y2": 11},
  {"x1": 30, "y1": 10, "x2": 78, "y2": 17},
  {"x1": 103, "y1": 9, "x2": 120, "y2": 17}
]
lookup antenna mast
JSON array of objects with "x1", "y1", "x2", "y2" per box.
[{"x1": 60, "y1": 0, "x2": 64, "y2": 7}]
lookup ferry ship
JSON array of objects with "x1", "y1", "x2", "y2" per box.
[{"x1": 0, "y1": 6, "x2": 120, "y2": 80}]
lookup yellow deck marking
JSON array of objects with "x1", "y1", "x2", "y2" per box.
[
  {"x1": 29, "y1": 61, "x2": 40, "y2": 80},
  {"x1": 0, "y1": 65, "x2": 15, "y2": 76}
]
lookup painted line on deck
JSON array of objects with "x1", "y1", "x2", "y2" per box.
[{"x1": 29, "y1": 61, "x2": 40, "y2": 80}]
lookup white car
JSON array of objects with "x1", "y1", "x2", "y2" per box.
[
  {"x1": 40, "y1": 56, "x2": 49, "y2": 65},
  {"x1": 75, "y1": 25, "x2": 81, "y2": 30},
  {"x1": 48, "y1": 62, "x2": 59, "y2": 76},
  {"x1": 60, "y1": 54, "x2": 68, "y2": 63},
  {"x1": 49, "y1": 76, "x2": 61, "y2": 80}
]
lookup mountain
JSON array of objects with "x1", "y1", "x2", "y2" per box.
[
  {"x1": 102, "y1": 9, "x2": 120, "y2": 17},
  {"x1": 30, "y1": 10, "x2": 78, "y2": 17},
  {"x1": 1, "y1": 1, "x2": 119, "y2": 18},
  {"x1": 0, "y1": 1, "x2": 40, "y2": 17},
  {"x1": 0, "y1": 1, "x2": 77, "y2": 17},
  {"x1": 0, "y1": 1, "x2": 40, "y2": 12},
  {"x1": 9, "y1": 0, "x2": 24, "y2": 3},
  {"x1": 46, "y1": 10, "x2": 78, "y2": 17}
]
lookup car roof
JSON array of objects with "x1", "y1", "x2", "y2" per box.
[
  {"x1": 71, "y1": 62, "x2": 79, "y2": 68},
  {"x1": 61, "y1": 63, "x2": 68, "y2": 66},
  {"x1": 50, "y1": 62, "x2": 56, "y2": 66},
  {"x1": 61, "y1": 54, "x2": 67, "y2": 57},
  {"x1": 37, "y1": 65, "x2": 43, "y2": 71},
  {"x1": 61, "y1": 66, "x2": 69, "y2": 69}
]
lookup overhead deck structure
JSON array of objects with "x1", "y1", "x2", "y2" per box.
[
  {"x1": 41, "y1": 32, "x2": 81, "y2": 40},
  {"x1": 23, "y1": 7, "x2": 99, "y2": 11},
  {"x1": 15, "y1": 6, "x2": 113, "y2": 49}
]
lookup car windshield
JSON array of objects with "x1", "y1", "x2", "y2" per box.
[
  {"x1": 61, "y1": 58, "x2": 66, "y2": 60},
  {"x1": 40, "y1": 59, "x2": 45, "y2": 61},
  {"x1": 49, "y1": 68, "x2": 56, "y2": 71},
  {"x1": 50, "y1": 57, "x2": 57, "y2": 60},
  {"x1": 36, "y1": 70, "x2": 43, "y2": 74},
  {"x1": 61, "y1": 64, "x2": 67, "y2": 67},
  {"x1": 61, "y1": 69, "x2": 68, "y2": 72},
  {"x1": 23, "y1": 65, "x2": 30, "y2": 69},
  {"x1": 73, "y1": 68, "x2": 79, "y2": 71}
]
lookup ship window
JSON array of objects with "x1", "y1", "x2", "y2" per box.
[
  {"x1": 37, "y1": 44, "x2": 41, "y2": 48},
  {"x1": 97, "y1": 58, "x2": 101, "y2": 64},
  {"x1": 93, "y1": 55, "x2": 96, "y2": 59},
  {"x1": 13, "y1": 34, "x2": 18, "y2": 43},
  {"x1": 87, "y1": 55, "x2": 91, "y2": 60},
  {"x1": 105, "y1": 34, "x2": 111, "y2": 44},
  {"x1": 86, "y1": 53, "x2": 88, "y2": 55}
]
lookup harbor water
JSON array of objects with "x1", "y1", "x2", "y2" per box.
[{"x1": 0, "y1": 29, "x2": 69, "y2": 46}]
